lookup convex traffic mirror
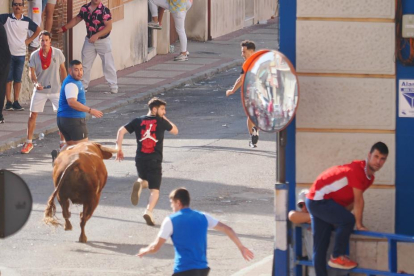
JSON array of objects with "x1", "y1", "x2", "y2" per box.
[
  {"x1": 241, "y1": 50, "x2": 299, "y2": 132},
  {"x1": 0, "y1": 169, "x2": 32, "y2": 238}
]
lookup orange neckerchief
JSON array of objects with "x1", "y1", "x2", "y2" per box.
[{"x1": 39, "y1": 47, "x2": 52, "y2": 70}]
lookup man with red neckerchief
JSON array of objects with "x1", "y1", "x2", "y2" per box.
[
  {"x1": 305, "y1": 142, "x2": 389, "y2": 276},
  {"x1": 57, "y1": 0, "x2": 118, "y2": 94},
  {"x1": 21, "y1": 31, "x2": 67, "y2": 154}
]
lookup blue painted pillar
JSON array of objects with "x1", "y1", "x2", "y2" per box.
[
  {"x1": 275, "y1": 0, "x2": 297, "y2": 275},
  {"x1": 396, "y1": 1, "x2": 414, "y2": 235}
]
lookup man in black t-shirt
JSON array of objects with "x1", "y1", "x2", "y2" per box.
[
  {"x1": 226, "y1": 40, "x2": 259, "y2": 148},
  {"x1": 116, "y1": 97, "x2": 178, "y2": 226}
]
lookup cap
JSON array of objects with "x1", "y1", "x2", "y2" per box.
[{"x1": 297, "y1": 189, "x2": 308, "y2": 207}]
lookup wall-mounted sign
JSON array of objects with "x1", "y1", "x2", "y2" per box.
[{"x1": 399, "y1": 79, "x2": 414, "y2": 117}]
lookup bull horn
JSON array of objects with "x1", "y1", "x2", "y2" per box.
[{"x1": 100, "y1": 145, "x2": 119, "y2": 154}]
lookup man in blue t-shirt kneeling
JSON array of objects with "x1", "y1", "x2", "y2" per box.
[{"x1": 138, "y1": 187, "x2": 254, "y2": 276}]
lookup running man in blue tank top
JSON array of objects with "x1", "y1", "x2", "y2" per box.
[
  {"x1": 138, "y1": 188, "x2": 254, "y2": 276},
  {"x1": 57, "y1": 60, "x2": 103, "y2": 151}
]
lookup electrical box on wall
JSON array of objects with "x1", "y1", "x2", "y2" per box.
[{"x1": 402, "y1": 14, "x2": 414, "y2": 38}]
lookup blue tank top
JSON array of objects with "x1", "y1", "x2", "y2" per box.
[
  {"x1": 57, "y1": 75, "x2": 86, "y2": 118},
  {"x1": 170, "y1": 208, "x2": 209, "y2": 273}
]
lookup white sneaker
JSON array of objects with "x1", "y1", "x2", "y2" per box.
[
  {"x1": 143, "y1": 209, "x2": 155, "y2": 226},
  {"x1": 131, "y1": 180, "x2": 143, "y2": 206},
  {"x1": 148, "y1": 22, "x2": 162, "y2": 30},
  {"x1": 110, "y1": 87, "x2": 118, "y2": 94},
  {"x1": 174, "y1": 54, "x2": 188, "y2": 61}
]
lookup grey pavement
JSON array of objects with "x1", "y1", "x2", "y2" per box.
[{"x1": 0, "y1": 19, "x2": 278, "y2": 275}]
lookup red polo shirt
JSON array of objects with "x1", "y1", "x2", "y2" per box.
[{"x1": 306, "y1": 160, "x2": 374, "y2": 207}]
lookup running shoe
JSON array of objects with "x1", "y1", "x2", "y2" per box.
[
  {"x1": 21, "y1": 142, "x2": 34, "y2": 154},
  {"x1": 4, "y1": 101, "x2": 13, "y2": 111},
  {"x1": 131, "y1": 179, "x2": 143, "y2": 206},
  {"x1": 0, "y1": 115, "x2": 4, "y2": 124},
  {"x1": 328, "y1": 255, "x2": 358, "y2": 270},
  {"x1": 148, "y1": 22, "x2": 162, "y2": 30},
  {"x1": 174, "y1": 53, "x2": 188, "y2": 61},
  {"x1": 12, "y1": 101, "x2": 24, "y2": 111},
  {"x1": 143, "y1": 209, "x2": 155, "y2": 226}
]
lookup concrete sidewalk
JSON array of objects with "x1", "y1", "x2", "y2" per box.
[{"x1": 0, "y1": 19, "x2": 278, "y2": 152}]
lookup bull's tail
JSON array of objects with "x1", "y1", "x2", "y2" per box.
[{"x1": 43, "y1": 159, "x2": 79, "y2": 227}]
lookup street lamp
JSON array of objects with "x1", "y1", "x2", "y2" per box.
[{"x1": 241, "y1": 50, "x2": 299, "y2": 276}]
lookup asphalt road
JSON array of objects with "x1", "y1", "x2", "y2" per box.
[{"x1": 0, "y1": 67, "x2": 276, "y2": 276}]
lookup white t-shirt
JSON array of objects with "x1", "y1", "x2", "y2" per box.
[
  {"x1": 64, "y1": 83, "x2": 79, "y2": 99},
  {"x1": 29, "y1": 47, "x2": 65, "y2": 94},
  {"x1": 158, "y1": 212, "x2": 219, "y2": 240}
]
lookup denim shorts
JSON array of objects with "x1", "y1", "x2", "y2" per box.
[{"x1": 7, "y1": 55, "x2": 25, "y2": 83}]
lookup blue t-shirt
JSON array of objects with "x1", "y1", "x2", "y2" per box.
[
  {"x1": 170, "y1": 208, "x2": 209, "y2": 273},
  {"x1": 57, "y1": 75, "x2": 86, "y2": 118}
]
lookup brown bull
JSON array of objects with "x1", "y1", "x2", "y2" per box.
[{"x1": 44, "y1": 142, "x2": 117, "y2": 243}]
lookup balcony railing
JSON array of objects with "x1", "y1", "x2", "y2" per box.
[{"x1": 293, "y1": 225, "x2": 414, "y2": 276}]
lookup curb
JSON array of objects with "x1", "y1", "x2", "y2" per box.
[{"x1": 0, "y1": 59, "x2": 242, "y2": 153}]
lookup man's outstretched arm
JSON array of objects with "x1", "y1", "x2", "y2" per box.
[{"x1": 214, "y1": 222, "x2": 254, "y2": 261}]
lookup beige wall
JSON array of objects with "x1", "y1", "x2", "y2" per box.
[
  {"x1": 72, "y1": 0, "x2": 148, "y2": 82},
  {"x1": 205, "y1": 0, "x2": 278, "y2": 40},
  {"x1": 295, "y1": 0, "x2": 405, "y2": 272},
  {"x1": 185, "y1": 0, "x2": 208, "y2": 41},
  {"x1": 1, "y1": 1, "x2": 9, "y2": 13}
]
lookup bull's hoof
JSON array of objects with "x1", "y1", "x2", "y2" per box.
[
  {"x1": 79, "y1": 235, "x2": 87, "y2": 243},
  {"x1": 51, "y1": 150, "x2": 58, "y2": 166},
  {"x1": 64, "y1": 222, "x2": 72, "y2": 231}
]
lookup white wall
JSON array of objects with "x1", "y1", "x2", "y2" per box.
[{"x1": 72, "y1": 0, "x2": 148, "y2": 82}]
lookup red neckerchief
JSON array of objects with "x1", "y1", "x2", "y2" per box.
[{"x1": 39, "y1": 47, "x2": 52, "y2": 70}]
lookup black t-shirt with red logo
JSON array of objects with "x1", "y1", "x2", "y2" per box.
[{"x1": 124, "y1": 115, "x2": 173, "y2": 162}]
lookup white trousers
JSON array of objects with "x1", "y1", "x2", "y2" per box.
[
  {"x1": 171, "y1": 11, "x2": 187, "y2": 53},
  {"x1": 28, "y1": 0, "x2": 42, "y2": 48},
  {"x1": 148, "y1": 0, "x2": 169, "y2": 18},
  {"x1": 81, "y1": 36, "x2": 118, "y2": 89}
]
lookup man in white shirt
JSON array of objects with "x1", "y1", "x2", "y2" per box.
[
  {"x1": 138, "y1": 187, "x2": 254, "y2": 276},
  {"x1": 0, "y1": 0, "x2": 41, "y2": 111},
  {"x1": 21, "y1": 31, "x2": 67, "y2": 154}
]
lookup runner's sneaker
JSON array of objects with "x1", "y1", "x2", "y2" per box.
[
  {"x1": 131, "y1": 179, "x2": 143, "y2": 206},
  {"x1": 148, "y1": 21, "x2": 162, "y2": 30},
  {"x1": 4, "y1": 101, "x2": 13, "y2": 111},
  {"x1": 143, "y1": 209, "x2": 155, "y2": 226},
  {"x1": 21, "y1": 143, "x2": 34, "y2": 154},
  {"x1": 110, "y1": 87, "x2": 118, "y2": 94},
  {"x1": 0, "y1": 115, "x2": 4, "y2": 124},
  {"x1": 12, "y1": 101, "x2": 24, "y2": 111},
  {"x1": 328, "y1": 255, "x2": 358, "y2": 270},
  {"x1": 250, "y1": 126, "x2": 259, "y2": 147},
  {"x1": 174, "y1": 53, "x2": 188, "y2": 61}
]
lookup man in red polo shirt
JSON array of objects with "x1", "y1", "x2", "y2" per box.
[{"x1": 305, "y1": 142, "x2": 388, "y2": 276}]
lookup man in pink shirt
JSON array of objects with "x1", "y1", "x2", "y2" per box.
[{"x1": 305, "y1": 142, "x2": 388, "y2": 275}]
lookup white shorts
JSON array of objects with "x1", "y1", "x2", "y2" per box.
[
  {"x1": 30, "y1": 92, "x2": 60, "y2": 113},
  {"x1": 47, "y1": 0, "x2": 57, "y2": 5}
]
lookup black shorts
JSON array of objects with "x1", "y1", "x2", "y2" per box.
[
  {"x1": 136, "y1": 159, "x2": 162, "y2": 190},
  {"x1": 172, "y1": 268, "x2": 210, "y2": 276},
  {"x1": 57, "y1": 117, "x2": 88, "y2": 142}
]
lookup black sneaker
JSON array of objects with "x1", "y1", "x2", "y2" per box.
[
  {"x1": 251, "y1": 126, "x2": 259, "y2": 146},
  {"x1": 4, "y1": 101, "x2": 13, "y2": 111},
  {"x1": 12, "y1": 101, "x2": 24, "y2": 111},
  {"x1": 0, "y1": 115, "x2": 4, "y2": 124}
]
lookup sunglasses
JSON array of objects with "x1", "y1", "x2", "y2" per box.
[{"x1": 12, "y1": 3, "x2": 23, "y2": 6}]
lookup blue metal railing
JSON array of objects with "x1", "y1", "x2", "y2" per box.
[{"x1": 293, "y1": 225, "x2": 414, "y2": 276}]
